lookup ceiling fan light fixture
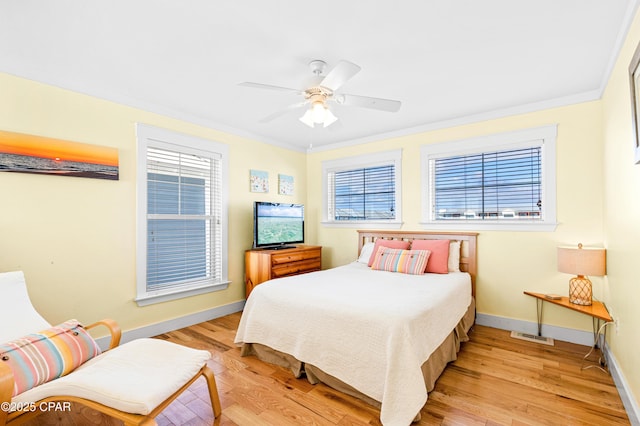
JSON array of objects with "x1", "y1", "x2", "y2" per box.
[
  {"x1": 243, "y1": 59, "x2": 401, "y2": 129},
  {"x1": 299, "y1": 101, "x2": 338, "y2": 128}
]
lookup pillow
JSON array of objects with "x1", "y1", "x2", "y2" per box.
[
  {"x1": 448, "y1": 240, "x2": 461, "y2": 272},
  {"x1": 357, "y1": 242, "x2": 376, "y2": 263},
  {"x1": 367, "y1": 239, "x2": 411, "y2": 266},
  {"x1": 410, "y1": 239, "x2": 450, "y2": 273},
  {"x1": 370, "y1": 247, "x2": 431, "y2": 275},
  {"x1": 0, "y1": 320, "x2": 101, "y2": 396}
]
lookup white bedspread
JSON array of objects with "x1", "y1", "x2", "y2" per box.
[{"x1": 234, "y1": 262, "x2": 472, "y2": 426}]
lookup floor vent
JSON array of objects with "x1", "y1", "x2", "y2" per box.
[{"x1": 510, "y1": 331, "x2": 555, "y2": 346}]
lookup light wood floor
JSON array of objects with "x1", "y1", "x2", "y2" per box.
[{"x1": 27, "y1": 312, "x2": 630, "y2": 425}]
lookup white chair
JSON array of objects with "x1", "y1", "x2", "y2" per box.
[{"x1": 0, "y1": 271, "x2": 221, "y2": 425}]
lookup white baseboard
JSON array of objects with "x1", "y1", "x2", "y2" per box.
[
  {"x1": 605, "y1": 348, "x2": 640, "y2": 426},
  {"x1": 476, "y1": 313, "x2": 639, "y2": 425},
  {"x1": 95, "y1": 300, "x2": 245, "y2": 348},
  {"x1": 475, "y1": 313, "x2": 595, "y2": 345}
]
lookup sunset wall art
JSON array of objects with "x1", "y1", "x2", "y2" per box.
[{"x1": 0, "y1": 130, "x2": 119, "y2": 180}]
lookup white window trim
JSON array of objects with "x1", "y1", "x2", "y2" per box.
[
  {"x1": 322, "y1": 149, "x2": 403, "y2": 229},
  {"x1": 420, "y1": 125, "x2": 558, "y2": 232},
  {"x1": 135, "y1": 123, "x2": 230, "y2": 306}
]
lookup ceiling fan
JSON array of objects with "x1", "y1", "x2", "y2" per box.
[{"x1": 239, "y1": 60, "x2": 401, "y2": 128}]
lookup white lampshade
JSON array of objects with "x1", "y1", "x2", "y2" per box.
[
  {"x1": 557, "y1": 244, "x2": 606, "y2": 276},
  {"x1": 322, "y1": 108, "x2": 338, "y2": 127},
  {"x1": 299, "y1": 109, "x2": 315, "y2": 127},
  {"x1": 311, "y1": 101, "x2": 326, "y2": 123}
]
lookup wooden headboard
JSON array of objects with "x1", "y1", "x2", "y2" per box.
[{"x1": 357, "y1": 230, "x2": 478, "y2": 298}]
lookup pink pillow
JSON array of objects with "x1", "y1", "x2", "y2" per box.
[
  {"x1": 367, "y1": 239, "x2": 411, "y2": 266},
  {"x1": 411, "y1": 239, "x2": 450, "y2": 273}
]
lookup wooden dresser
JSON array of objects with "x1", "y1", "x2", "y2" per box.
[{"x1": 244, "y1": 245, "x2": 322, "y2": 298}]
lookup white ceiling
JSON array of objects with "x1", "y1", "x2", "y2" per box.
[{"x1": 0, "y1": 1, "x2": 636, "y2": 151}]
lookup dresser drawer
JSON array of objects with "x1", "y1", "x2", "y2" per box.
[
  {"x1": 271, "y1": 248, "x2": 321, "y2": 265},
  {"x1": 245, "y1": 245, "x2": 322, "y2": 298},
  {"x1": 272, "y1": 258, "x2": 321, "y2": 278}
]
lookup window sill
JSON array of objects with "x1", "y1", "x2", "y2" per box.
[
  {"x1": 321, "y1": 220, "x2": 403, "y2": 229},
  {"x1": 420, "y1": 221, "x2": 558, "y2": 232},
  {"x1": 135, "y1": 280, "x2": 230, "y2": 307}
]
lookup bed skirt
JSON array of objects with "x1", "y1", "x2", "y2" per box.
[{"x1": 239, "y1": 298, "x2": 476, "y2": 413}]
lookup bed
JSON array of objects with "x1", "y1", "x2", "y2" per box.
[{"x1": 235, "y1": 230, "x2": 478, "y2": 426}]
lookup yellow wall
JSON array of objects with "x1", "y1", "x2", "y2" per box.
[
  {"x1": 602, "y1": 6, "x2": 640, "y2": 410},
  {"x1": 307, "y1": 101, "x2": 604, "y2": 332},
  {"x1": 0, "y1": 72, "x2": 307, "y2": 331}
]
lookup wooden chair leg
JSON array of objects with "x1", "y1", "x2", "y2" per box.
[
  {"x1": 0, "y1": 362, "x2": 13, "y2": 425},
  {"x1": 202, "y1": 366, "x2": 222, "y2": 418}
]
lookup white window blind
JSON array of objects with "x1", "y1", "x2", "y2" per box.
[
  {"x1": 329, "y1": 164, "x2": 396, "y2": 221},
  {"x1": 430, "y1": 147, "x2": 542, "y2": 221},
  {"x1": 136, "y1": 123, "x2": 229, "y2": 306},
  {"x1": 146, "y1": 147, "x2": 222, "y2": 291},
  {"x1": 322, "y1": 149, "x2": 402, "y2": 228},
  {"x1": 420, "y1": 125, "x2": 557, "y2": 232}
]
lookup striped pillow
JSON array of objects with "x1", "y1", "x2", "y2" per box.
[
  {"x1": 370, "y1": 247, "x2": 431, "y2": 275},
  {"x1": 0, "y1": 320, "x2": 101, "y2": 396}
]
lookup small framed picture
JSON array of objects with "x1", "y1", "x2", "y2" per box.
[
  {"x1": 278, "y1": 174, "x2": 294, "y2": 195},
  {"x1": 250, "y1": 169, "x2": 268, "y2": 193},
  {"x1": 629, "y1": 41, "x2": 640, "y2": 164}
]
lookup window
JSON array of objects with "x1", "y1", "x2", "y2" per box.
[
  {"x1": 322, "y1": 150, "x2": 402, "y2": 228},
  {"x1": 421, "y1": 125, "x2": 557, "y2": 231},
  {"x1": 136, "y1": 124, "x2": 229, "y2": 306}
]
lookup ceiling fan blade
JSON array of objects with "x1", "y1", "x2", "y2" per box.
[
  {"x1": 239, "y1": 82, "x2": 302, "y2": 95},
  {"x1": 259, "y1": 102, "x2": 308, "y2": 123},
  {"x1": 319, "y1": 60, "x2": 361, "y2": 91},
  {"x1": 336, "y1": 93, "x2": 401, "y2": 112}
]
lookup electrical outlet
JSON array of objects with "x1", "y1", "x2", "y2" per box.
[{"x1": 608, "y1": 306, "x2": 618, "y2": 334}]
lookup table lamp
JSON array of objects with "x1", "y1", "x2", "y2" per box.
[{"x1": 557, "y1": 243, "x2": 606, "y2": 306}]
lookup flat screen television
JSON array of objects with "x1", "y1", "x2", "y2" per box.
[{"x1": 253, "y1": 201, "x2": 304, "y2": 249}]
